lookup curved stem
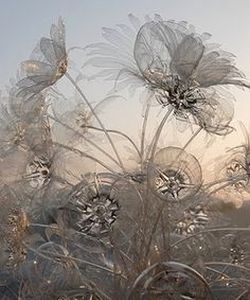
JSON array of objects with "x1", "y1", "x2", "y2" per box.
[
  {"x1": 86, "y1": 125, "x2": 141, "y2": 160},
  {"x1": 200, "y1": 172, "x2": 249, "y2": 199},
  {"x1": 49, "y1": 114, "x2": 121, "y2": 168},
  {"x1": 54, "y1": 142, "x2": 117, "y2": 173},
  {"x1": 140, "y1": 98, "x2": 151, "y2": 168},
  {"x1": 167, "y1": 126, "x2": 203, "y2": 172},
  {"x1": 205, "y1": 262, "x2": 250, "y2": 273},
  {"x1": 30, "y1": 223, "x2": 56, "y2": 229},
  {"x1": 235, "y1": 290, "x2": 250, "y2": 300},
  {"x1": 147, "y1": 107, "x2": 174, "y2": 161},
  {"x1": 206, "y1": 266, "x2": 230, "y2": 278},
  {"x1": 30, "y1": 223, "x2": 110, "y2": 252},
  {"x1": 66, "y1": 72, "x2": 125, "y2": 172},
  {"x1": 182, "y1": 127, "x2": 202, "y2": 151},
  {"x1": 24, "y1": 243, "x2": 122, "y2": 279},
  {"x1": 171, "y1": 227, "x2": 250, "y2": 248},
  {"x1": 145, "y1": 202, "x2": 165, "y2": 258},
  {"x1": 207, "y1": 174, "x2": 248, "y2": 196},
  {"x1": 203, "y1": 177, "x2": 234, "y2": 191}
]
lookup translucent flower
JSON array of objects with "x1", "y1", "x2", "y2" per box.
[
  {"x1": 57, "y1": 173, "x2": 120, "y2": 237},
  {"x1": 214, "y1": 124, "x2": 250, "y2": 207},
  {"x1": 148, "y1": 146, "x2": 202, "y2": 201},
  {"x1": 0, "y1": 121, "x2": 54, "y2": 196},
  {"x1": 173, "y1": 197, "x2": 230, "y2": 238},
  {"x1": 134, "y1": 20, "x2": 241, "y2": 134},
  {"x1": 56, "y1": 172, "x2": 141, "y2": 250},
  {"x1": 83, "y1": 14, "x2": 144, "y2": 94},
  {"x1": 85, "y1": 15, "x2": 248, "y2": 134},
  {"x1": 16, "y1": 17, "x2": 67, "y2": 98},
  {"x1": 174, "y1": 205, "x2": 209, "y2": 236},
  {"x1": 51, "y1": 95, "x2": 112, "y2": 145},
  {"x1": 0, "y1": 93, "x2": 51, "y2": 161},
  {"x1": 24, "y1": 154, "x2": 52, "y2": 189},
  {"x1": 0, "y1": 104, "x2": 28, "y2": 157}
]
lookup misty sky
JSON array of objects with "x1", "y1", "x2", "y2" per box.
[
  {"x1": 1, "y1": 0, "x2": 250, "y2": 154},
  {"x1": 1, "y1": 0, "x2": 250, "y2": 82}
]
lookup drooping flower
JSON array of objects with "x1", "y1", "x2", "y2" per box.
[{"x1": 16, "y1": 17, "x2": 67, "y2": 99}]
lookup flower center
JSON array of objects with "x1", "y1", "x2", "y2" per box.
[
  {"x1": 25, "y1": 156, "x2": 51, "y2": 188},
  {"x1": 143, "y1": 68, "x2": 204, "y2": 110},
  {"x1": 73, "y1": 190, "x2": 120, "y2": 237},
  {"x1": 230, "y1": 244, "x2": 245, "y2": 264},
  {"x1": 75, "y1": 110, "x2": 90, "y2": 133},
  {"x1": 56, "y1": 57, "x2": 68, "y2": 79},
  {"x1": 155, "y1": 169, "x2": 185, "y2": 200},
  {"x1": 226, "y1": 161, "x2": 249, "y2": 191},
  {"x1": 175, "y1": 206, "x2": 209, "y2": 236}
]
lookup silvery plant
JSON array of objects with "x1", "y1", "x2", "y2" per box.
[{"x1": 0, "y1": 15, "x2": 250, "y2": 300}]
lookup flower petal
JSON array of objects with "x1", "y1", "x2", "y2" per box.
[
  {"x1": 195, "y1": 50, "x2": 246, "y2": 87},
  {"x1": 170, "y1": 34, "x2": 205, "y2": 79},
  {"x1": 21, "y1": 60, "x2": 53, "y2": 76}
]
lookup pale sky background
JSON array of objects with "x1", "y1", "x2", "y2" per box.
[{"x1": 1, "y1": 0, "x2": 250, "y2": 165}]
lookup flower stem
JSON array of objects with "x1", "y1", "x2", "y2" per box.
[
  {"x1": 168, "y1": 126, "x2": 203, "y2": 167},
  {"x1": 66, "y1": 72, "x2": 125, "y2": 172},
  {"x1": 54, "y1": 141, "x2": 118, "y2": 173},
  {"x1": 171, "y1": 227, "x2": 250, "y2": 248},
  {"x1": 182, "y1": 127, "x2": 202, "y2": 152},
  {"x1": 207, "y1": 174, "x2": 248, "y2": 196},
  {"x1": 147, "y1": 107, "x2": 174, "y2": 161},
  {"x1": 86, "y1": 125, "x2": 141, "y2": 160},
  {"x1": 145, "y1": 202, "x2": 165, "y2": 258},
  {"x1": 49, "y1": 114, "x2": 121, "y2": 169},
  {"x1": 24, "y1": 242, "x2": 122, "y2": 280},
  {"x1": 140, "y1": 97, "x2": 151, "y2": 170}
]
